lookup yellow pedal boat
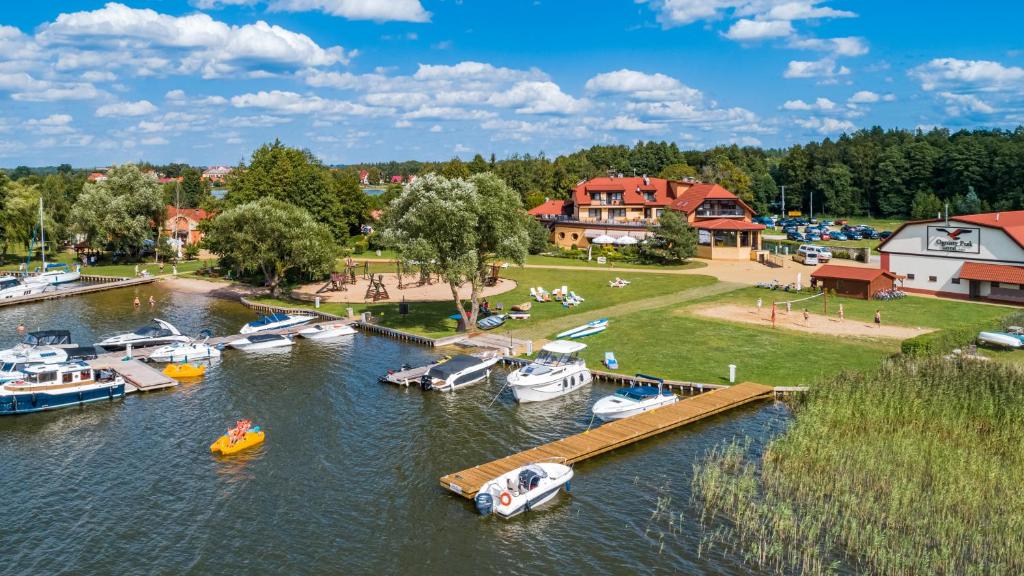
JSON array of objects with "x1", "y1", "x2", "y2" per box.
[
  {"x1": 210, "y1": 429, "x2": 265, "y2": 455},
  {"x1": 163, "y1": 363, "x2": 206, "y2": 378}
]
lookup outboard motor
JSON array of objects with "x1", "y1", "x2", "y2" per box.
[
  {"x1": 420, "y1": 373, "x2": 434, "y2": 391},
  {"x1": 474, "y1": 491, "x2": 494, "y2": 516}
]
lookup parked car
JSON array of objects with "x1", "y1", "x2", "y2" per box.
[
  {"x1": 859, "y1": 227, "x2": 880, "y2": 239},
  {"x1": 878, "y1": 230, "x2": 893, "y2": 239},
  {"x1": 820, "y1": 231, "x2": 831, "y2": 240},
  {"x1": 806, "y1": 232, "x2": 822, "y2": 242},
  {"x1": 815, "y1": 246, "x2": 833, "y2": 261},
  {"x1": 829, "y1": 231, "x2": 848, "y2": 241},
  {"x1": 794, "y1": 245, "x2": 821, "y2": 265},
  {"x1": 787, "y1": 231, "x2": 806, "y2": 242}
]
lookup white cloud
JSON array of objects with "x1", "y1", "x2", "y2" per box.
[
  {"x1": 584, "y1": 69, "x2": 702, "y2": 102},
  {"x1": 394, "y1": 119, "x2": 412, "y2": 128},
  {"x1": 402, "y1": 106, "x2": 495, "y2": 120},
  {"x1": 25, "y1": 114, "x2": 75, "y2": 134},
  {"x1": 37, "y1": 3, "x2": 351, "y2": 78},
  {"x1": 848, "y1": 90, "x2": 880, "y2": 103},
  {"x1": 784, "y1": 58, "x2": 850, "y2": 79},
  {"x1": 229, "y1": 115, "x2": 292, "y2": 127},
  {"x1": 429, "y1": 124, "x2": 442, "y2": 132},
  {"x1": 453, "y1": 143, "x2": 471, "y2": 154},
  {"x1": 909, "y1": 57, "x2": 1024, "y2": 92},
  {"x1": 230, "y1": 90, "x2": 384, "y2": 116},
  {"x1": 165, "y1": 89, "x2": 186, "y2": 101},
  {"x1": 762, "y1": 2, "x2": 855, "y2": 20},
  {"x1": 141, "y1": 136, "x2": 169, "y2": 145},
  {"x1": 82, "y1": 70, "x2": 116, "y2": 82},
  {"x1": 266, "y1": 0, "x2": 430, "y2": 22},
  {"x1": 12, "y1": 83, "x2": 101, "y2": 101},
  {"x1": 95, "y1": 100, "x2": 158, "y2": 117},
  {"x1": 0, "y1": 72, "x2": 49, "y2": 92},
  {"x1": 782, "y1": 97, "x2": 835, "y2": 111},
  {"x1": 788, "y1": 36, "x2": 868, "y2": 57},
  {"x1": 605, "y1": 116, "x2": 665, "y2": 131},
  {"x1": 413, "y1": 61, "x2": 545, "y2": 83},
  {"x1": 795, "y1": 116, "x2": 855, "y2": 134},
  {"x1": 639, "y1": 0, "x2": 856, "y2": 27},
  {"x1": 938, "y1": 92, "x2": 995, "y2": 116},
  {"x1": 782, "y1": 99, "x2": 811, "y2": 110},
  {"x1": 730, "y1": 135, "x2": 762, "y2": 146},
  {"x1": 724, "y1": 19, "x2": 793, "y2": 41},
  {"x1": 487, "y1": 81, "x2": 588, "y2": 114}
]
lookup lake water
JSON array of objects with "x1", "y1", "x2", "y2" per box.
[{"x1": 0, "y1": 284, "x2": 789, "y2": 575}]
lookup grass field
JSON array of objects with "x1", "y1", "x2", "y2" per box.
[{"x1": 0, "y1": 250, "x2": 214, "y2": 278}]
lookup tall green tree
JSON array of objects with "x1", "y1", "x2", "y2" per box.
[
  {"x1": 69, "y1": 164, "x2": 164, "y2": 258},
  {"x1": 910, "y1": 191, "x2": 943, "y2": 220},
  {"x1": 381, "y1": 173, "x2": 530, "y2": 330},
  {"x1": 640, "y1": 210, "x2": 696, "y2": 264},
  {"x1": 813, "y1": 163, "x2": 855, "y2": 216},
  {"x1": 200, "y1": 198, "x2": 337, "y2": 296},
  {"x1": 658, "y1": 162, "x2": 698, "y2": 180}
]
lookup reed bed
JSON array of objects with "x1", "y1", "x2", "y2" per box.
[{"x1": 692, "y1": 356, "x2": 1024, "y2": 575}]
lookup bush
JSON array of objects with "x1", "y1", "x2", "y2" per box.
[
  {"x1": 183, "y1": 243, "x2": 200, "y2": 261},
  {"x1": 901, "y1": 317, "x2": 1004, "y2": 356},
  {"x1": 351, "y1": 239, "x2": 368, "y2": 255}
]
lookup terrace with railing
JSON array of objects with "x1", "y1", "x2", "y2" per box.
[{"x1": 536, "y1": 214, "x2": 658, "y2": 227}]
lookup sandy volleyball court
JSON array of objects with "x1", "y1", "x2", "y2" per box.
[{"x1": 686, "y1": 302, "x2": 934, "y2": 340}]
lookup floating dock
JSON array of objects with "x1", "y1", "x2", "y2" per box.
[
  {"x1": 0, "y1": 276, "x2": 156, "y2": 308},
  {"x1": 439, "y1": 382, "x2": 773, "y2": 498},
  {"x1": 89, "y1": 356, "x2": 178, "y2": 393}
]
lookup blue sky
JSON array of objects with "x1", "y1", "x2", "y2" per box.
[{"x1": 1, "y1": 0, "x2": 1022, "y2": 167}]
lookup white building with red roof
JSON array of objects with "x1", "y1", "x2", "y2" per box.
[
  {"x1": 528, "y1": 176, "x2": 764, "y2": 260},
  {"x1": 879, "y1": 210, "x2": 1024, "y2": 303}
]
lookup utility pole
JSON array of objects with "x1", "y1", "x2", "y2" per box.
[
  {"x1": 810, "y1": 190, "x2": 813, "y2": 220},
  {"x1": 780, "y1": 185, "x2": 786, "y2": 217}
]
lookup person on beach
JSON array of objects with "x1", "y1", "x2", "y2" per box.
[
  {"x1": 172, "y1": 264, "x2": 177, "y2": 275},
  {"x1": 756, "y1": 297, "x2": 763, "y2": 313},
  {"x1": 133, "y1": 296, "x2": 141, "y2": 308},
  {"x1": 803, "y1": 308, "x2": 810, "y2": 324},
  {"x1": 159, "y1": 262, "x2": 165, "y2": 273},
  {"x1": 134, "y1": 264, "x2": 139, "y2": 277},
  {"x1": 874, "y1": 309, "x2": 882, "y2": 326}
]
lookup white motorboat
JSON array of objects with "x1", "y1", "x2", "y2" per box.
[
  {"x1": 297, "y1": 322, "x2": 357, "y2": 340},
  {"x1": 228, "y1": 333, "x2": 294, "y2": 351},
  {"x1": 592, "y1": 380, "x2": 678, "y2": 421},
  {"x1": 507, "y1": 340, "x2": 592, "y2": 403},
  {"x1": 978, "y1": 328, "x2": 1024, "y2": 349},
  {"x1": 473, "y1": 462, "x2": 573, "y2": 518},
  {"x1": 239, "y1": 312, "x2": 315, "y2": 334},
  {"x1": 419, "y1": 354, "x2": 501, "y2": 392},
  {"x1": 0, "y1": 276, "x2": 48, "y2": 299},
  {"x1": 0, "y1": 361, "x2": 125, "y2": 415},
  {"x1": 97, "y1": 319, "x2": 190, "y2": 350},
  {"x1": 27, "y1": 263, "x2": 81, "y2": 285},
  {"x1": 0, "y1": 348, "x2": 70, "y2": 383},
  {"x1": 147, "y1": 339, "x2": 222, "y2": 363},
  {"x1": 555, "y1": 318, "x2": 608, "y2": 339}
]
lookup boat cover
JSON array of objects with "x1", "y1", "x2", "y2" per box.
[
  {"x1": 249, "y1": 313, "x2": 290, "y2": 327},
  {"x1": 248, "y1": 334, "x2": 287, "y2": 343},
  {"x1": 24, "y1": 330, "x2": 72, "y2": 346},
  {"x1": 616, "y1": 386, "x2": 671, "y2": 401},
  {"x1": 426, "y1": 355, "x2": 488, "y2": 380},
  {"x1": 65, "y1": 346, "x2": 98, "y2": 360}
]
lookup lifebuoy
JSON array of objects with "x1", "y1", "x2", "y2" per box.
[{"x1": 499, "y1": 492, "x2": 512, "y2": 506}]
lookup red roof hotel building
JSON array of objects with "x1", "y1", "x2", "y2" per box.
[{"x1": 527, "y1": 176, "x2": 765, "y2": 260}]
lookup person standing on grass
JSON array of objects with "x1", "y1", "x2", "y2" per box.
[
  {"x1": 803, "y1": 308, "x2": 810, "y2": 324},
  {"x1": 838, "y1": 303, "x2": 845, "y2": 322},
  {"x1": 874, "y1": 309, "x2": 881, "y2": 326},
  {"x1": 756, "y1": 297, "x2": 763, "y2": 313}
]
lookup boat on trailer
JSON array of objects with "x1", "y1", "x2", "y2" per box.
[
  {"x1": 419, "y1": 354, "x2": 500, "y2": 392},
  {"x1": 978, "y1": 327, "x2": 1024, "y2": 349},
  {"x1": 507, "y1": 340, "x2": 592, "y2": 403},
  {"x1": 591, "y1": 375, "x2": 678, "y2": 421},
  {"x1": 0, "y1": 361, "x2": 125, "y2": 415},
  {"x1": 239, "y1": 312, "x2": 315, "y2": 334},
  {"x1": 228, "y1": 333, "x2": 294, "y2": 351},
  {"x1": 474, "y1": 461, "x2": 573, "y2": 519}
]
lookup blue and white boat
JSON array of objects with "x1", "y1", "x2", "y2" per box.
[
  {"x1": 591, "y1": 378, "x2": 678, "y2": 421},
  {"x1": 555, "y1": 318, "x2": 608, "y2": 339},
  {"x1": 0, "y1": 276, "x2": 48, "y2": 299},
  {"x1": 474, "y1": 461, "x2": 574, "y2": 519},
  {"x1": 239, "y1": 312, "x2": 315, "y2": 334},
  {"x1": 97, "y1": 319, "x2": 189, "y2": 351},
  {"x1": 0, "y1": 348, "x2": 69, "y2": 383},
  {"x1": 0, "y1": 361, "x2": 125, "y2": 415},
  {"x1": 27, "y1": 263, "x2": 81, "y2": 285}
]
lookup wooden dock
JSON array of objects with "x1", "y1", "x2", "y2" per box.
[
  {"x1": 89, "y1": 356, "x2": 178, "y2": 393},
  {"x1": 0, "y1": 276, "x2": 156, "y2": 308},
  {"x1": 439, "y1": 382, "x2": 774, "y2": 498}
]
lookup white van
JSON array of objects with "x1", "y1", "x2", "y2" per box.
[{"x1": 794, "y1": 244, "x2": 825, "y2": 265}]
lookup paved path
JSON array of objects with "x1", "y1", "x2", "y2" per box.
[{"x1": 510, "y1": 281, "x2": 744, "y2": 341}]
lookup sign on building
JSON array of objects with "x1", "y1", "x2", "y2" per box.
[{"x1": 927, "y1": 226, "x2": 980, "y2": 253}]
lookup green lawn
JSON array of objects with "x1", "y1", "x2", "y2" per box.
[
  {"x1": 524, "y1": 254, "x2": 706, "y2": 270},
  {"x1": 0, "y1": 249, "x2": 214, "y2": 278},
  {"x1": 693, "y1": 287, "x2": 1013, "y2": 331}
]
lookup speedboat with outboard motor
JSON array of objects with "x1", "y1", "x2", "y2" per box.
[
  {"x1": 591, "y1": 376, "x2": 678, "y2": 421},
  {"x1": 0, "y1": 361, "x2": 125, "y2": 415},
  {"x1": 239, "y1": 312, "x2": 314, "y2": 334},
  {"x1": 148, "y1": 334, "x2": 222, "y2": 363},
  {"x1": 97, "y1": 319, "x2": 189, "y2": 351},
  {"x1": 419, "y1": 354, "x2": 501, "y2": 392},
  {"x1": 28, "y1": 263, "x2": 81, "y2": 285},
  {"x1": 473, "y1": 462, "x2": 573, "y2": 519},
  {"x1": 228, "y1": 333, "x2": 294, "y2": 351},
  {"x1": 507, "y1": 340, "x2": 592, "y2": 403},
  {"x1": 0, "y1": 276, "x2": 48, "y2": 299},
  {"x1": 297, "y1": 322, "x2": 357, "y2": 340}
]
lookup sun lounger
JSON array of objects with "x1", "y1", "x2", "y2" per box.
[
  {"x1": 604, "y1": 352, "x2": 619, "y2": 370},
  {"x1": 570, "y1": 291, "x2": 584, "y2": 302}
]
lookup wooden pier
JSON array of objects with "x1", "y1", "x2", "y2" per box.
[
  {"x1": 439, "y1": 382, "x2": 774, "y2": 498},
  {"x1": 0, "y1": 276, "x2": 156, "y2": 308},
  {"x1": 89, "y1": 355, "x2": 178, "y2": 393}
]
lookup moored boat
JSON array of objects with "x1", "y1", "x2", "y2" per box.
[
  {"x1": 0, "y1": 276, "x2": 48, "y2": 299},
  {"x1": 228, "y1": 333, "x2": 294, "y2": 351},
  {"x1": 239, "y1": 312, "x2": 314, "y2": 334},
  {"x1": 0, "y1": 361, "x2": 125, "y2": 415},
  {"x1": 97, "y1": 319, "x2": 189, "y2": 350},
  {"x1": 147, "y1": 334, "x2": 222, "y2": 363},
  {"x1": 297, "y1": 322, "x2": 357, "y2": 340},
  {"x1": 419, "y1": 354, "x2": 500, "y2": 392},
  {"x1": 473, "y1": 462, "x2": 573, "y2": 518},
  {"x1": 507, "y1": 340, "x2": 592, "y2": 403},
  {"x1": 591, "y1": 377, "x2": 678, "y2": 421},
  {"x1": 27, "y1": 263, "x2": 81, "y2": 285}
]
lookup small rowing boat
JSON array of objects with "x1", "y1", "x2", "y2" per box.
[{"x1": 555, "y1": 318, "x2": 608, "y2": 339}]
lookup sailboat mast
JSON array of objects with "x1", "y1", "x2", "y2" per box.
[{"x1": 39, "y1": 197, "x2": 45, "y2": 269}]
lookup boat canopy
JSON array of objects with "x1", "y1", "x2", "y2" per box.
[
  {"x1": 427, "y1": 355, "x2": 488, "y2": 380},
  {"x1": 24, "y1": 330, "x2": 71, "y2": 346},
  {"x1": 249, "y1": 313, "x2": 291, "y2": 327},
  {"x1": 45, "y1": 263, "x2": 70, "y2": 270},
  {"x1": 134, "y1": 325, "x2": 173, "y2": 337},
  {"x1": 615, "y1": 386, "x2": 670, "y2": 401},
  {"x1": 540, "y1": 340, "x2": 587, "y2": 354},
  {"x1": 248, "y1": 334, "x2": 287, "y2": 343}
]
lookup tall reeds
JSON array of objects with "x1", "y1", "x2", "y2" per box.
[{"x1": 692, "y1": 356, "x2": 1024, "y2": 575}]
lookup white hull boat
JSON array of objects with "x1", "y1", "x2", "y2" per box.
[
  {"x1": 97, "y1": 319, "x2": 189, "y2": 350},
  {"x1": 419, "y1": 354, "x2": 500, "y2": 392},
  {"x1": 297, "y1": 322, "x2": 357, "y2": 340},
  {"x1": 592, "y1": 384, "x2": 678, "y2": 421},
  {"x1": 148, "y1": 341, "x2": 222, "y2": 363},
  {"x1": 978, "y1": 331, "x2": 1024, "y2": 348},
  {"x1": 473, "y1": 462, "x2": 573, "y2": 518},
  {"x1": 27, "y1": 264, "x2": 81, "y2": 285},
  {"x1": 0, "y1": 276, "x2": 48, "y2": 299},
  {"x1": 228, "y1": 334, "x2": 294, "y2": 351},
  {"x1": 556, "y1": 318, "x2": 608, "y2": 339},
  {"x1": 239, "y1": 312, "x2": 315, "y2": 334},
  {"x1": 0, "y1": 347, "x2": 70, "y2": 383},
  {"x1": 508, "y1": 340, "x2": 592, "y2": 403}
]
